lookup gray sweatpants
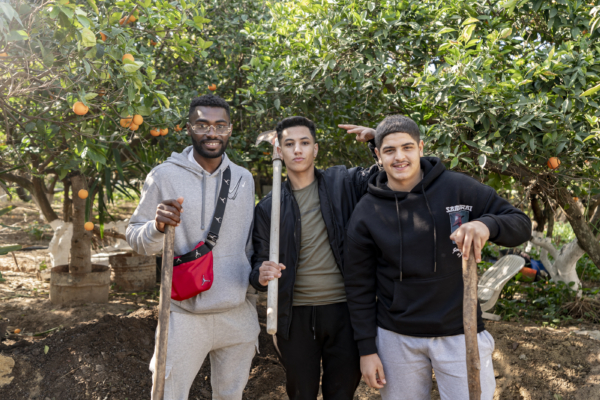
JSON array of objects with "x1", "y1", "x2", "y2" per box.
[
  {"x1": 150, "y1": 296, "x2": 260, "y2": 400},
  {"x1": 377, "y1": 327, "x2": 496, "y2": 400}
]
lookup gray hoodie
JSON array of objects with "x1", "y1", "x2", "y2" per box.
[{"x1": 126, "y1": 146, "x2": 255, "y2": 315}]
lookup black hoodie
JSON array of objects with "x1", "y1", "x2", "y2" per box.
[{"x1": 343, "y1": 157, "x2": 532, "y2": 356}]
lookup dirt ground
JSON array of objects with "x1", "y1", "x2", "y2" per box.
[
  {"x1": 0, "y1": 269, "x2": 599, "y2": 400},
  {"x1": 2, "y1": 200, "x2": 600, "y2": 399}
]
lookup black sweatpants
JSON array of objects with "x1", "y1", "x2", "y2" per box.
[{"x1": 276, "y1": 302, "x2": 362, "y2": 400}]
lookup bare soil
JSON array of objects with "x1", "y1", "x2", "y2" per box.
[
  {"x1": 0, "y1": 270, "x2": 599, "y2": 399},
  {"x1": 1, "y1": 200, "x2": 600, "y2": 399}
]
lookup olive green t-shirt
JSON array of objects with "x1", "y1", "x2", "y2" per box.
[{"x1": 292, "y1": 179, "x2": 346, "y2": 306}]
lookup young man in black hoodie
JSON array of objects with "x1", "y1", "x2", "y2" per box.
[
  {"x1": 250, "y1": 116, "x2": 378, "y2": 400},
  {"x1": 343, "y1": 115, "x2": 532, "y2": 399}
]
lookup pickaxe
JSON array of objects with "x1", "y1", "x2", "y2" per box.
[
  {"x1": 255, "y1": 130, "x2": 282, "y2": 336},
  {"x1": 463, "y1": 248, "x2": 482, "y2": 400},
  {"x1": 152, "y1": 225, "x2": 175, "y2": 400}
]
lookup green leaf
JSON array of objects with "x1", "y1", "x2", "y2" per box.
[
  {"x1": 462, "y1": 17, "x2": 480, "y2": 26},
  {"x1": 80, "y1": 28, "x2": 96, "y2": 47},
  {"x1": 81, "y1": 147, "x2": 106, "y2": 165},
  {"x1": 84, "y1": 92, "x2": 97, "y2": 100},
  {"x1": 86, "y1": 0, "x2": 99, "y2": 14},
  {"x1": 155, "y1": 92, "x2": 170, "y2": 109},
  {"x1": 450, "y1": 157, "x2": 459, "y2": 169},
  {"x1": 500, "y1": 28, "x2": 512, "y2": 39},
  {"x1": 478, "y1": 154, "x2": 487, "y2": 168},
  {"x1": 581, "y1": 83, "x2": 600, "y2": 97},
  {"x1": 123, "y1": 61, "x2": 143, "y2": 73},
  {"x1": 274, "y1": 98, "x2": 281, "y2": 109},
  {"x1": 0, "y1": 245, "x2": 21, "y2": 255},
  {"x1": 0, "y1": 206, "x2": 15, "y2": 217},
  {"x1": 44, "y1": 345, "x2": 49, "y2": 355}
]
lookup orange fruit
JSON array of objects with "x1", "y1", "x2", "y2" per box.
[
  {"x1": 0, "y1": 52, "x2": 7, "y2": 57},
  {"x1": 132, "y1": 115, "x2": 143, "y2": 125},
  {"x1": 119, "y1": 17, "x2": 127, "y2": 26},
  {"x1": 129, "y1": 123, "x2": 139, "y2": 131},
  {"x1": 150, "y1": 40, "x2": 157, "y2": 46},
  {"x1": 150, "y1": 128, "x2": 160, "y2": 137},
  {"x1": 120, "y1": 116, "x2": 133, "y2": 128},
  {"x1": 73, "y1": 101, "x2": 89, "y2": 116},
  {"x1": 160, "y1": 128, "x2": 168, "y2": 136},
  {"x1": 14, "y1": 329, "x2": 21, "y2": 334},
  {"x1": 547, "y1": 157, "x2": 561, "y2": 169},
  {"x1": 97, "y1": 89, "x2": 106, "y2": 97},
  {"x1": 78, "y1": 189, "x2": 89, "y2": 199},
  {"x1": 128, "y1": 15, "x2": 137, "y2": 23},
  {"x1": 573, "y1": 197, "x2": 579, "y2": 202},
  {"x1": 122, "y1": 53, "x2": 134, "y2": 62},
  {"x1": 175, "y1": 124, "x2": 182, "y2": 132},
  {"x1": 84, "y1": 222, "x2": 94, "y2": 231},
  {"x1": 100, "y1": 32, "x2": 107, "y2": 41},
  {"x1": 208, "y1": 84, "x2": 217, "y2": 91}
]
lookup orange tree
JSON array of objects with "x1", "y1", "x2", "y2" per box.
[
  {"x1": 242, "y1": 0, "x2": 600, "y2": 273},
  {"x1": 0, "y1": 0, "x2": 211, "y2": 271}
]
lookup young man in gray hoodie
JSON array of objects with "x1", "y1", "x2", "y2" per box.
[{"x1": 126, "y1": 95, "x2": 259, "y2": 400}]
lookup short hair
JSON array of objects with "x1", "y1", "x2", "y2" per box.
[
  {"x1": 374, "y1": 115, "x2": 420, "y2": 149},
  {"x1": 275, "y1": 116, "x2": 316, "y2": 143},
  {"x1": 189, "y1": 95, "x2": 231, "y2": 121}
]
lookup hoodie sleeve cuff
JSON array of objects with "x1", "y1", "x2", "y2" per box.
[
  {"x1": 474, "y1": 216, "x2": 499, "y2": 241},
  {"x1": 357, "y1": 338, "x2": 378, "y2": 356},
  {"x1": 148, "y1": 220, "x2": 165, "y2": 241}
]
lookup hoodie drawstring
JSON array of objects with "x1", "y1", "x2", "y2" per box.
[
  {"x1": 394, "y1": 195, "x2": 403, "y2": 281},
  {"x1": 201, "y1": 170, "x2": 206, "y2": 230},
  {"x1": 422, "y1": 191, "x2": 438, "y2": 273}
]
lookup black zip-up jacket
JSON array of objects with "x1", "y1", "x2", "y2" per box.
[
  {"x1": 344, "y1": 157, "x2": 532, "y2": 356},
  {"x1": 250, "y1": 164, "x2": 379, "y2": 340}
]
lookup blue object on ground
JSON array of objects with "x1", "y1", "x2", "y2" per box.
[{"x1": 530, "y1": 259, "x2": 547, "y2": 274}]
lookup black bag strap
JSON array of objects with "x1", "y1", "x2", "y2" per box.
[{"x1": 174, "y1": 166, "x2": 231, "y2": 264}]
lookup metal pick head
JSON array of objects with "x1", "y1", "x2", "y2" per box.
[{"x1": 255, "y1": 130, "x2": 277, "y2": 147}]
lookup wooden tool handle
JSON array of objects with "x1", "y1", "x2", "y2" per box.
[
  {"x1": 267, "y1": 157, "x2": 282, "y2": 335},
  {"x1": 463, "y1": 249, "x2": 481, "y2": 400},
  {"x1": 152, "y1": 225, "x2": 175, "y2": 400}
]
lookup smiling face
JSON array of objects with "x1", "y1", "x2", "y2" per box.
[
  {"x1": 278, "y1": 125, "x2": 318, "y2": 174},
  {"x1": 187, "y1": 106, "x2": 231, "y2": 159},
  {"x1": 375, "y1": 132, "x2": 424, "y2": 192}
]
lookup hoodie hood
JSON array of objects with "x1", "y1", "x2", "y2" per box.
[
  {"x1": 163, "y1": 145, "x2": 231, "y2": 177},
  {"x1": 367, "y1": 156, "x2": 445, "y2": 199},
  {"x1": 163, "y1": 146, "x2": 231, "y2": 230},
  {"x1": 366, "y1": 156, "x2": 446, "y2": 279}
]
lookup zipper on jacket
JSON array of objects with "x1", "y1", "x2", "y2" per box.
[{"x1": 285, "y1": 185, "x2": 302, "y2": 339}]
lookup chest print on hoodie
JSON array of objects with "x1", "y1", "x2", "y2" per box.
[{"x1": 446, "y1": 205, "x2": 472, "y2": 255}]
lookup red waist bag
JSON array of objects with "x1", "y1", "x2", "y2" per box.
[{"x1": 171, "y1": 166, "x2": 230, "y2": 301}]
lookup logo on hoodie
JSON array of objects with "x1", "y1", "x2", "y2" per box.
[{"x1": 447, "y1": 205, "x2": 471, "y2": 245}]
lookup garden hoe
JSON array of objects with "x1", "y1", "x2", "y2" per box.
[
  {"x1": 152, "y1": 224, "x2": 175, "y2": 400},
  {"x1": 463, "y1": 248, "x2": 482, "y2": 400},
  {"x1": 255, "y1": 130, "x2": 282, "y2": 337}
]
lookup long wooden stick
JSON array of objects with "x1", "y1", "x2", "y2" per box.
[
  {"x1": 152, "y1": 225, "x2": 175, "y2": 400},
  {"x1": 267, "y1": 148, "x2": 282, "y2": 335},
  {"x1": 463, "y1": 248, "x2": 481, "y2": 400}
]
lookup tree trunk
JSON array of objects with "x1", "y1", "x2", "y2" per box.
[
  {"x1": 530, "y1": 232, "x2": 585, "y2": 293},
  {"x1": 531, "y1": 194, "x2": 546, "y2": 232},
  {"x1": 545, "y1": 198, "x2": 555, "y2": 238},
  {"x1": 62, "y1": 178, "x2": 72, "y2": 223},
  {"x1": 555, "y1": 187, "x2": 600, "y2": 269},
  {"x1": 69, "y1": 174, "x2": 92, "y2": 273},
  {"x1": 31, "y1": 175, "x2": 59, "y2": 222}
]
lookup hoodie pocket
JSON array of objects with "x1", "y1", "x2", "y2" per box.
[{"x1": 388, "y1": 270, "x2": 464, "y2": 320}]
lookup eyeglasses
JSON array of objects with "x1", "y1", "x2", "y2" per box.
[{"x1": 189, "y1": 123, "x2": 232, "y2": 136}]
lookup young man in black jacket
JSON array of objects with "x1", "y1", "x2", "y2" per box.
[
  {"x1": 250, "y1": 116, "x2": 378, "y2": 400},
  {"x1": 343, "y1": 115, "x2": 532, "y2": 399}
]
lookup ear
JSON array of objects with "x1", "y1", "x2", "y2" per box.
[
  {"x1": 374, "y1": 147, "x2": 382, "y2": 165},
  {"x1": 419, "y1": 140, "x2": 424, "y2": 157},
  {"x1": 313, "y1": 143, "x2": 318, "y2": 158}
]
